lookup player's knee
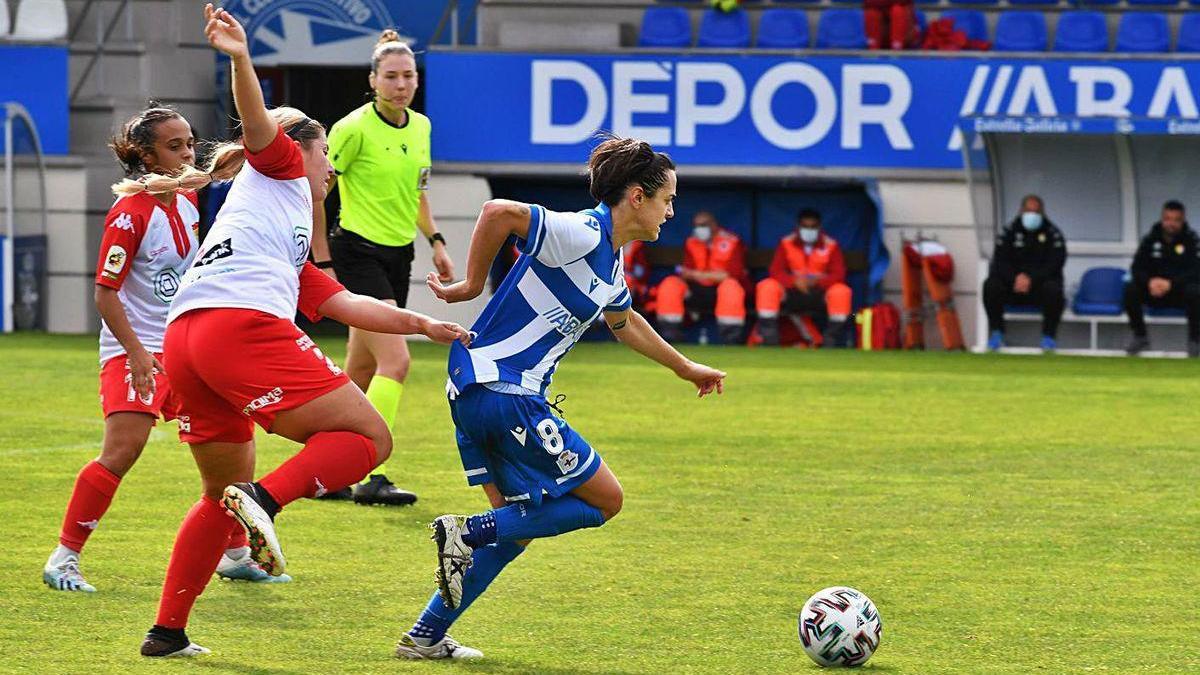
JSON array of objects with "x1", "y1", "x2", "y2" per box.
[
  {"x1": 377, "y1": 357, "x2": 409, "y2": 383},
  {"x1": 99, "y1": 436, "x2": 146, "y2": 477}
]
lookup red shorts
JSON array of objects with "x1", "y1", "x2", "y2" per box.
[
  {"x1": 163, "y1": 308, "x2": 351, "y2": 444},
  {"x1": 99, "y1": 353, "x2": 181, "y2": 421}
]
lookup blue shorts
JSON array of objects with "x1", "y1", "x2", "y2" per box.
[{"x1": 450, "y1": 384, "x2": 602, "y2": 507}]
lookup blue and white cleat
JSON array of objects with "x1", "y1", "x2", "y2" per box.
[
  {"x1": 43, "y1": 549, "x2": 96, "y2": 593},
  {"x1": 395, "y1": 632, "x2": 482, "y2": 660},
  {"x1": 1040, "y1": 335, "x2": 1057, "y2": 352},
  {"x1": 987, "y1": 330, "x2": 1005, "y2": 352},
  {"x1": 216, "y1": 553, "x2": 292, "y2": 583}
]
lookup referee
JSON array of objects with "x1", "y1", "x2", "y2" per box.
[{"x1": 312, "y1": 30, "x2": 455, "y2": 505}]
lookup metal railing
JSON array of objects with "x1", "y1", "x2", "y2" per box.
[
  {"x1": 2, "y1": 102, "x2": 48, "y2": 332},
  {"x1": 432, "y1": 0, "x2": 482, "y2": 47}
]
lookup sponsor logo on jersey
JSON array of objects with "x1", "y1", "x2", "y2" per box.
[
  {"x1": 296, "y1": 335, "x2": 316, "y2": 352},
  {"x1": 110, "y1": 213, "x2": 134, "y2": 231},
  {"x1": 178, "y1": 415, "x2": 192, "y2": 434},
  {"x1": 154, "y1": 269, "x2": 181, "y2": 303},
  {"x1": 293, "y1": 226, "x2": 310, "y2": 267},
  {"x1": 103, "y1": 245, "x2": 128, "y2": 278},
  {"x1": 542, "y1": 306, "x2": 589, "y2": 340},
  {"x1": 194, "y1": 238, "x2": 233, "y2": 267},
  {"x1": 243, "y1": 386, "x2": 284, "y2": 415}
]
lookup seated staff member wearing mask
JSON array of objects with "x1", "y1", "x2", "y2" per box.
[
  {"x1": 655, "y1": 211, "x2": 748, "y2": 344},
  {"x1": 755, "y1": 208, "x2": 853, "y2": 347},
  {"x1": 982, "y1": 194, "x2": 1067, "y2": 352}
]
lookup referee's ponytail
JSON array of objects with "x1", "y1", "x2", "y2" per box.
[
  {"x1": 372, "y1": 29, "x2": 415, "y2": 73},
  {"x1": 587, "y1": 135, "x2": 675, "y2": 207}
]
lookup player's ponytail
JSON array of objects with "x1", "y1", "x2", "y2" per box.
[
  {"x1": 113, "y1": 107, "x2": 324, "y2": 197},
  {"x1": 587, "y1": 135, "x2": 676, "y2": 207},
  {"x1": 372, "y1": 28, "x2": 415, "y2": 73}
]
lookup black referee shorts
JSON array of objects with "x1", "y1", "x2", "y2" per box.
[{"x1": 329, "y1": 227, "x2": 415, "y2": 307}]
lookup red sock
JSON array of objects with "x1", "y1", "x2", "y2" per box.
[
  {"x1": 59, "y1": 460, "x2": 121, "y2": 551},
  {"x1": 155, "y1": 496, "x2": 237, "y2": 629},
  {"x1": 257, "y1": 431, "x2": 377, "y2": 508},
  {"x1": 226, "y1": 526, "x2": 248, "y2": 551}
]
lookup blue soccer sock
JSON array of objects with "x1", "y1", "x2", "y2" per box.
[
  {"x1": 461, "y1": 511, "x2": 497, "y2": 548},
  {"x1": 493, "y1": 494, "x2": 606, "y2": 543},
  {"x1": 409, "y1": 540, "x2": 526, "y2": 645}
]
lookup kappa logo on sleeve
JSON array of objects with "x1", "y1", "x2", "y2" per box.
[
  {"x1": 109, "y1": 213, "x2": 134, "y2": 231},
  {"x1": 102, "y1": 245, "x2": 128, "y2": 278}
]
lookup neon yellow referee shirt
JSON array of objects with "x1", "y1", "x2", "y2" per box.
[{"x1": 328, "y1": 102, "x2": 432, "y2": 247}]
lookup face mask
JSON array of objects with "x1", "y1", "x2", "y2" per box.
[
  {"x1": 692, "y1": 225, "x2": 712, "y2": 242},
  {"x1": 1021, "y1": 212, "x2": 1043, "y2": 231},
  {"x1": 799, "y1": 227, "x2": 819, "y2": 245}
]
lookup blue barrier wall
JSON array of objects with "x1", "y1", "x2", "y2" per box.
[
  {"x1": 427, "y1": 51, "x2": 1200, "y2": 170},
  {"x1": 0, "y1": 45, "x2": 68, "y2": 155}
]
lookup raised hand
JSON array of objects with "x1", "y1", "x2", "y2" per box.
[{"x1": 204, "y1": 4, "x2": 249, "y2": 59}]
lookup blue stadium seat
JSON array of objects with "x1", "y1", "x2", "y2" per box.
[
  {"x1": 1008, "y1": 0, "x2": 1061, "y2": 5},
  {"x1": 1072, "y1": 267, "x2": 1126, "y2": 316},
  {"x1": 1079, "y1": 0, "x2": 1120, "y2": 4},
  {"x1": 816, "y1": 9, "x2": 867, "y2": 48},
  {"x1": 994, "y1": 11, "x2": 1047, "y2": 51},
  {"x1": 1178, "y1": 13, "x2": 1200, "y2": 52},
  {"x1": 948, "y1": 0, "x2": 999, "y2": 6},
  {"x1": 915, "y1": 9, "x2": 928, "y2": 32},
  {"x1": 1147, "y1": 306, "x2": 1187, "y2": 317},
  {"x1": 698, "y1": 9, "x2": 751, "y2": 47},
  {"x1": 941, "y1": 9, "x2": 987, "y2": 42},
  {"x1": 1005, "y1": 304, "x2": 1041, "y2": 314},
  {"x1": 1115, "y1": 13, "x2": 1170, "y2": 52},
  {"x1": 757, "y1": 9, "x2": 810, "y2": 48},
  {"x1": 639, "y1": 7, "x2": 692, "y2": 47},
  {"x1": 1054, "y1": 11, "x2": 1109, "y2": 52},
  {"x1": 1126, "y1": 0, "x2": 1179, "y2": 5}
]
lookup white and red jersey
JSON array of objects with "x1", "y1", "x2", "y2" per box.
[
  {"x1": 95, "y1": 190, "x2": 199, "y2": 364},
  {"x1": 169, "y1": 126, "x2": 343, "y2": 325}
]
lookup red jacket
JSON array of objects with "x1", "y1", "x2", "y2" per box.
[
  {"x1": 682, "y1": 228, "x2": 747, "y2": 287},
  {"x1": 769, "y1": 232, "x2": 846, "y2": 290}
]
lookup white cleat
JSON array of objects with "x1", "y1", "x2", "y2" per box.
[
  {"x1": 395, "y1": 632, "x2": 483, "y2": 660},
  {"x1": 430, "y1": 514, "x2": 473, "y2": 609},
  {"x1": 216, "y1": 553, "x2": 292, "y2": 583},
  {"x1": 43, "y1": 550, "x2": 96, "y2": 593},
  {"x1": 221, "y1": 483, "x2": 286, "y2": 577}
]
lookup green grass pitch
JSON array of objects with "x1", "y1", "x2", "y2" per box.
[{"x1": 1, "y1": 333, "x2": 1198, "y2": 673}]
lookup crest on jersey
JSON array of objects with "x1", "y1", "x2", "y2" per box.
[{"x1": 102, "y1": 245, "x2": 127, "y2": 279}]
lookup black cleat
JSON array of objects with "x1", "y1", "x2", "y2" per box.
[
  {"x1": 140, "y1": 626, "x2": 210, "y2": 657},
  {"x1": 353, "y1": 474, "x2": 417, "y2": 506},
  {"x1": 315, "y1": 486, "x2": 354, "y2": 501},
  {"x1": 1126, "y1": 336, "x2": 1150, "y2": 356}
]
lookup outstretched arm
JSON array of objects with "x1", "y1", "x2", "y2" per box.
[
  {"x1": 604, "y1": 309, "x2": 725, "y2": 397},
  {"x1": 204, "y1": 4, "x2": 275, "y2": 153},
  {"x1": 426, "y1": 199, "x2": 531, "y2": 303},
  {"x1": 316, "y1": 291, "x2": 470, "y2": 345}
]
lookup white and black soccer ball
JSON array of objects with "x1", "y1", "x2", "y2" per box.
[{"x1": 798, "y1": 586, "x2": 882, "y2": 668}]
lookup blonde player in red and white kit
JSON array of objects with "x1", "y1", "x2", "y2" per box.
[
  {"x1": 42, "y1": 105, "x2": 275, "y2": 592},
  {"x1": 138, "y1": 6, "x2": 470, "y2": 657}
]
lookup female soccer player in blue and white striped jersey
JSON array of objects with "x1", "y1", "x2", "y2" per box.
[{"x1": 393, "y1": 137, "x2": 726, "y2": 660}]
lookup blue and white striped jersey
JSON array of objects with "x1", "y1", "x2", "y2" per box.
[{"x1": 448, "y1": 202, "x2": 631, "y2": 396}]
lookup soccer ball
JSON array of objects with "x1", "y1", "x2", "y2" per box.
[{"x1": 798, "y1": 586, "x2": 883, "y2": 668}]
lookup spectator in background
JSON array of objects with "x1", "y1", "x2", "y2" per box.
[
  {"x1": 865, "y1": 0, "x2": 917, "y2": 50},
  {"x1": 623, "y1": 239, "x2": 654, "y2": 314},
  {"x1": 1124, "y1": 200, "x2": 1200, "y2": 357},
  {"x1": 982, "y1": 194, "x2": 1066, "y2": 352},
  {"x1": 656, "y1": 211, "x2": 748, "y2": 344},
  {"x1": 755, "y1": 209, "x2": 852, "y2": 347}
]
